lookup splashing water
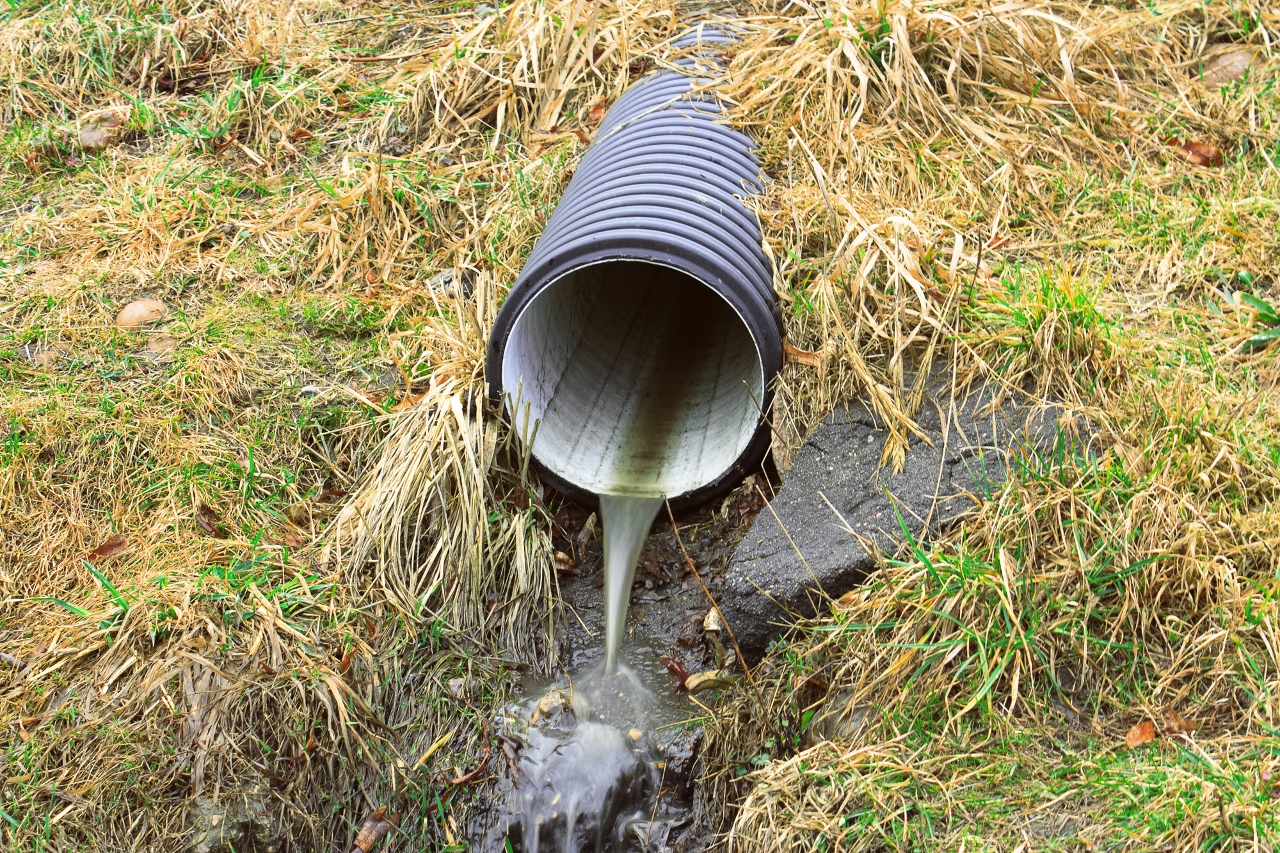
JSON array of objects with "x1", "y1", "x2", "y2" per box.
[{"x1": 599, "y1": 494, "x2": 664, "y2": 673}]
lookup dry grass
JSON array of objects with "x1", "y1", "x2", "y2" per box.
[
  {"x1": 691, "y1": 2, "x2": 1280, "y2": 851},
  {"x1": 2, "y1": 0, "x2": 1279, "y2": 850},
  {"x1": 0, "y1": 1, "x2": 682, "y2": 848}
]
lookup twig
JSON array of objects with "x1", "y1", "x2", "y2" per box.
[
  {"x1": 664, "y1": 501, "x2": 765, "y2": 711},
  {"x1": 447, "y1": 743, "x2": 491, "y2": 786}
]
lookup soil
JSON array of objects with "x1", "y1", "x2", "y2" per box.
[{"x1": 547, "y1": 475, "x2": 770, "y2": 690}]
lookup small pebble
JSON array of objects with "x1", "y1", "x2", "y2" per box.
[{"x1": 116, "y1": 299, "x2": 168, "y2": 328}]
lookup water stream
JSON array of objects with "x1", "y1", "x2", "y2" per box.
[
  {"x1": 599, "y1": 494, "x2": 665, "y2": 673},
  {"x1": 476, "y1": 492, "x2": 706, "y2": 851}
]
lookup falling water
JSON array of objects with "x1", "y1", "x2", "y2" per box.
[{"x1": 599, "y1": 493, "x2": 664, "y2": 673}]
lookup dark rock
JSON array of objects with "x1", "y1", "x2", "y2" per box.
[
  {"x1": 188, "y1": 788, "x2": 279, "y2": 853},
  {"x1": 718, "y1": 383, "x2": 1065, "y2": 661},
  {"x1": 661, "y1": 727, "x2": 703, "y2": 800}
]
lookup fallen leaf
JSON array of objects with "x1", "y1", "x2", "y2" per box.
[
  {"x1": 660, "y1": 655, "x2": 692, "y2": 690},
  {"x1": 338, "y1": 649, "x2": 356, "y2": 673},
  {"x1": 1125, "y1": 720, "x2": 1157, "y2": 748},
  {"x1": 78, "y1": 124, "x2": 112, "y2": 151},
  {"x1": 573, "y1": 129, "x2": 592, "y2": 145},
  {"x1": 77, "y1": 109, "x2": 124, "y2": 152},
  {"x1": 351, "y1": 806, "x2": 400, "y2": 853},
  {"x1": 195, "y1": 504, "x2": 228, "y2": 539},
  {"x1": 685, "y1": 669, "x2": 740, "y2": 694},
  {"x1": 554, "y1": 551, "x2": 576, "y2": 574},
  {"x1": 87, "y1": 534, "x2": 128, "y2": 561},
  {"x1": 587, "y1": 100, "x2": 607, "y2": 125},
  {"x1": 783, "y1": 342, "x2": 822, "y2": 368},
  {"x1": 279, "y1": 529, "x2": 307, "y2": 548},
  {"x1": 1167, "y1": 706, "x2": 1195, "y2": 735},
  {"x1": 291, "y1": 127, "x2": 314, "y2": 141},
  {"x1": 1201, "y1": 48, "x2": 1256, "y2": 86},
  {"x1": 575, "y1": 512, "x2": 597, "y2": 552},
  {"x1": 116, "y1": 299, "x2": 169, "y2": 328},
  {"x1": 1168, "y1": 139, "x2": 1224, "y2": 168}
]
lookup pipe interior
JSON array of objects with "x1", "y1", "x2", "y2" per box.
[{"x1": 502, "y1": 260, "x2": 765, "y2": 499}]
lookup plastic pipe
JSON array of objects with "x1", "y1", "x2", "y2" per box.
[{"x1": 486, "y1": 27, "x2": 781, "y2": 508}]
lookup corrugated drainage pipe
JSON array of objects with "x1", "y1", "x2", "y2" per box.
[{"x1": 486, "y1": 27, "x2": 781, "y2": 508}]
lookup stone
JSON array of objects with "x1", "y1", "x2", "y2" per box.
[
  {"x1": 1201, "y1": 47, "x2": 1256, "y2": 86},
  {"x1": 661, "y1": 726, "x2": 704, "y2": 800},
  {"x1": 716, "y1": 382, "x2": 1069, "y2": 661},
  {"x1": 116, "y1": 299, "x2": 168, "y2": 328},
  {"x1": 145, "y1": 332, "x2": 177, "y2": 354},
  {"x1": 188, "y1": 789, "x2": 279, "y2": 853}
]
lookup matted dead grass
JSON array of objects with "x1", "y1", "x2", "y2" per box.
[
  {"x1": 691, "y1": 2, "x2": 1280, "y2": 851},
  {"x1": 2, "y1": 0, "x2": 1279, "y2": 850}
]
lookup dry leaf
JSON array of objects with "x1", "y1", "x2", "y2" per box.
[
  {"x1": 449, "y1": 745, "x2": 491, "y2": 786},
  {"x1": 684, "y1": 669, "x2": 739, "y2": 694},
  {"x1": 553, "y1": 551, "x2": 576, "y2": 574},
  {"x1": 77, "y1": 109, "x2": 125, "y2": 152},
  {"x1": 1167, "y1": 706, "x2": 1195, "y2": 735},
  {"x1": 587, "y1": 99, "x2": 607, "y2": 125},
  {"x1": 1169, "y1": 139, "x2": 1224, "y2": 168},
  {"x1": 783, "y1": 342, "x2": 822, "y2": 368},
  {"x1": 87, "y1": 534, "x2": 128, "y2": 561},
  {"x1": 1125, "y1": 720, "x2": 1157, "y2": 748},
  {"x1": 835, "y1": 589, "x2": 859, "y2": 610},
  {"x1": 280, "y1": 529, "x2": 307, "y2": 548},
  {"x1": 196, "y1": 504, "x2": 228, "y2": 539},
  {"x1": 78, "y1": 125, "x2": 112, "y2": 151},
  {"x1": 1202, "y1": 48, "x2": 1255, "y2": 85},
  {"x1": 351, "y1": 806, "x2": 399, "y2": 853},
  {"x1": 660, "y1": 655, "x2": 692, "y2": 690}
]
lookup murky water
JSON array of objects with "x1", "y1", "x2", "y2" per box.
[{"x1": 599, "y1": 494, "x2": 664, "y2": 673}]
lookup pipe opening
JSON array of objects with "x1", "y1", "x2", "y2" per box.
[{"x1": 502, "y1": 260, "x2": 765, "y2": 499}]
